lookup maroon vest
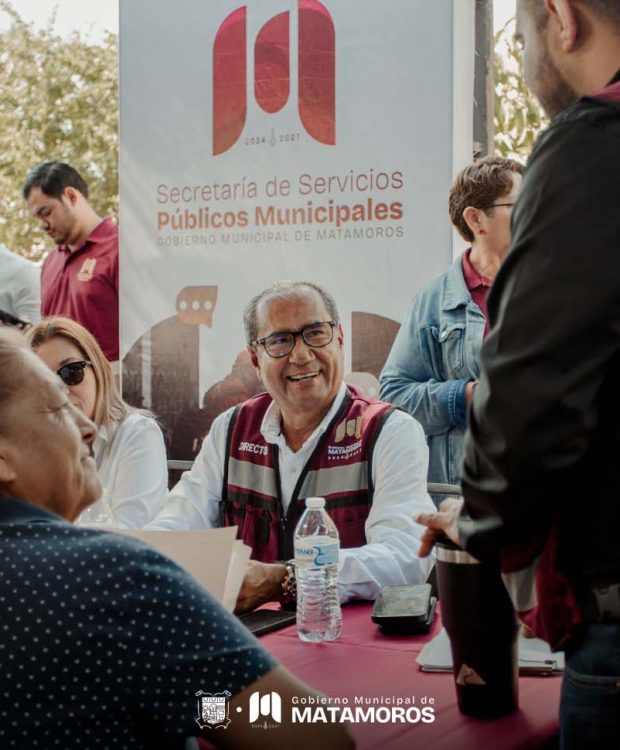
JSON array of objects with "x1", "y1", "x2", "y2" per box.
[{"x1": 221, "y1": 385, "x2": 394, "y2": 562}]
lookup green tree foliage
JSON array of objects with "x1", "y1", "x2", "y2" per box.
[
  {"x1": 0, "y1": 0, "x2": 118, "y2": 261},
  {"x1": 494, "y1": 23, "x2": 548, "y2": 161}
]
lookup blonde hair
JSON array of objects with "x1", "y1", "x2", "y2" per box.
[{"x1": 27, "y1": 316, "x2": 129, "y2": 433}]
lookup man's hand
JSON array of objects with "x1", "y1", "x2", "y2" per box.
[
  {"x1": 234, "y1": 560, "x2": 287, "y2": 614},
  {"x1": 414, "y1": 497, "x2": 464, "y2": 557},
  {"x1": 464, "y1": 380, "x2": 478, "y2": 405}
]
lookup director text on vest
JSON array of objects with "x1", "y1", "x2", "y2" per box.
[{"x1": 238, "y1": 441, "x2": 269, "y2": 456}]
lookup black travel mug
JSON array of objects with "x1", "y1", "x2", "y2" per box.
[{"x1": 435, "y1": 534, "x2": 519, "y2": 718}]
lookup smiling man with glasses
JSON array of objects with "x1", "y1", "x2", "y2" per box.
[{"x1": 149, "y1": 280, "x2": 435, "y2": 613}]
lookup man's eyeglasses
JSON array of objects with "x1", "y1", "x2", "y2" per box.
[
  {"x1": 488, "y1": 202, "x2": 516, "y2": 209},
  {"x1": 252, "y1": 321, "x2": 338, "y2": 359},
  {"x1": 57, "y1": 360, "x2": 93, "y2": 387}
]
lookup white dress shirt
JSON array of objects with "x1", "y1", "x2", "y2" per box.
[
  {"x1": 0, "y1": 244, "x2": 41, "y2": 323},
  {"x1": 149, "y1": 384, "x2": 436, "y2": 602},
  {"x1": 90, "y1": 412, "x2": 168, "y2": 528}
]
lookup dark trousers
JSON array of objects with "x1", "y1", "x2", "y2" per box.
[{"x1": 560, "y1": 622, "x2": 620, "y2": 749}]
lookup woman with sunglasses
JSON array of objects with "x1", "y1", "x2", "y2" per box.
[{"x1": 28, "y1": 316, "x2": 167, "y2": 527}]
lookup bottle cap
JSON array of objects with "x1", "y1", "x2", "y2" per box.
[{"x1": 305, "y1": 497, "x2": 326, "y2": 509}]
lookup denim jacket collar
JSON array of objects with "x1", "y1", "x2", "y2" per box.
[{"x1": 441, "y1": 254, "x2": 474, "y2": 312}]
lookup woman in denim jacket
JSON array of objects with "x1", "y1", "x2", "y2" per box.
[{"x1": 380, "y1": 157, "x2": 522, "y2": 503}]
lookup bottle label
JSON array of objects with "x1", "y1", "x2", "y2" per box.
[{"x1": 295, "y1": 541, "x2": 339, "y2": 567}]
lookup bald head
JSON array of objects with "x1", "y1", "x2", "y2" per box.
[
  {"x1": 0, "y1": 327, "x2": 101, "y2": 518},
  {"x1": 0, "y1": 329, "x2": 35, "y2": 432}
]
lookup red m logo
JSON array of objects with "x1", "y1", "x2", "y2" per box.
[{"x1": 213, "y1": 0, "x2": 336, "y2": 155}]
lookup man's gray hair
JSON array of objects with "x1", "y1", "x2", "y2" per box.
[{"x1": 243, "y1": 281, "x2": 340, "y2": 344}]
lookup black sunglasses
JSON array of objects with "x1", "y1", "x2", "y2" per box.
[{"x1": 57, "y1": 360, "x2": 93, "y2": 387}]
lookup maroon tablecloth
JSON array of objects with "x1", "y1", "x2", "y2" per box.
[{"x1": 259, "y1": 602, "x2": 561, "y2": 750}]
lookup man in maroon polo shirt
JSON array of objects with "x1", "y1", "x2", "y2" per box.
[{"x1": 22, "y1": 162, "x2": 119, "y2": 368}]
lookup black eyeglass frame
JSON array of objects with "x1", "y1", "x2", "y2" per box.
[
  {"x1": 487, "y1": 202, "x2": 516, "y2": 209},
  {"x1": 252, "y1": 320, "x2": 338, "y2": 359},
  {"x1": 57, "y1": 360, "x2": 93, "y2": 387}
]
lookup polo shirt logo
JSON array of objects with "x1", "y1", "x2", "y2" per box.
[{"x1": 77, "y1": 258, "x2": 97, "y2": 282}]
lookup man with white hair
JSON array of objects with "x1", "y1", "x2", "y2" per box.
[{"x1": 150, "y1": 280, "x2": 435, "y2": 613}]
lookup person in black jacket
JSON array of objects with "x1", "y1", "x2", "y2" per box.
[{"x1": 415, "y1": 2, "x2": 620, "y2": 748}]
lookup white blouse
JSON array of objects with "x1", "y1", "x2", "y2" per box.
[{"x1": 85, "y1": 412, "x2": 168, "y2": 528}]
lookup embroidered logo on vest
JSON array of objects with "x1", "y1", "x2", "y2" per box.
[
  {"x1": 328, "y1": 417, "x2": 363, "y2": 460},
  {"x1": 334, "y1": 417, "x2": 362, "y2": 443},
  {"x1": 77, "y1": 258, "x2": 96, "y2": 282}
]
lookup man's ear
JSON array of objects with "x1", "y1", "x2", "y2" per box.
[
  {"x1": 63, "y1": 187, "x2": 80, "y2": 206},
  {"x1": 336, "y1": 322, "x2": 344, "y2": 348},
  {"x1": 546, "y1": 0, "x2": 578, "y2": 53},
  {"x1": 462, "y1": 206, "x2": 485, "y2": 238},
  {"x1": 247, "y1": 344, "x2": 262, "y2": 380},
  {"x1": 0, "y1": 438, "x2": 17, "y2": 484}
]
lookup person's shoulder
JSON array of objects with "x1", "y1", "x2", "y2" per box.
[
  {"x1": 40, "y1": 247, "x2": 60, "y2": 273},
  {"x1": 121, "y1": 410, "x2": 160, "y2": 431},
  {"x1": 69, "y1": 527, "x2": 205, "y2": 590},
  {"x1": 208, "y1": 403, "x2": 245, "y2": 441},
  {"x1": 417, "y1": 265, "x2": 453, "y2": 296},
  {"x1": 98, "y1": 217, "x2": 119, "y2": 236},
  {"x1": 227, "y1": 391, "x2": 272, "y2": 424},
  {"x1": 235, "y1": 391, "x2": 271, "y2": 410},
  {"x1": 531, "y1": 97, "x2": 620, "y2": 161},
  {"x1": 90, "y1": 218, "x2": 119, "y2": 253},
  {"x1": 384, "y1": 404, "x2": 420, "y2": 426},
  {"x1": 406, "y1": 261, "x2": 461, "y2": 314},
  {"x1": 110, "y1": 412, "x2": 165, "y2": 448},
  {"x1": 47, "y1": 523, "x2": 157, "y2": 561},
  {"x1": 566, "y1": 93, "x2": 620, "y2": 129},
  {"x1": 0, "y1": 245, "x2": 35, "y2": 271},
  {"x1": 382, "y1": 406, "x2": 426, "y2": 440},
  {"x1": 350, "y1": 386, "x2": 424, "y2": 434}
]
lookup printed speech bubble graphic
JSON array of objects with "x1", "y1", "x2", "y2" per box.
[{"x1": 176, "y1": 286, "x2": 218, "y2": 327}]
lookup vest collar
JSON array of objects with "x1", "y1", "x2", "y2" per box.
[{"x1": 260, "y1": 382, "x2": 348, "y2": 451}]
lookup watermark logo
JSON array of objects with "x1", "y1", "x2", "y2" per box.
[
  {"x1": 195, "y1": 689, "x2": 232, "y2": 730},
  {"x1": 212, "y1": 0, "x2": 336, "y2": 155},
  {"x1": 249, "y1": 690, "x2": 282, "y2": 725},
  {"x1": 456, "y1": 664, "x2": 486, "y2": 686}
]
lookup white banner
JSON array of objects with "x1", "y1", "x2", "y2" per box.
[{"x1": 120, "y1": 0, "x2": 473, "y2": 460}]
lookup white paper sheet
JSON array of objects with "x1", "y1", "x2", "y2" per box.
[
  {"x1": 417, "y1": 627, "x2": 565, "y2": 675},
  {"x1": 113, "y1": 526, "x2": 250, "y2": 610}
]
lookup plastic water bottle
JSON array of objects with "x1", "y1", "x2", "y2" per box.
[
  {"x1": 294, "y1": 497, "x2": 342, "y2": 642},
  {"x1": 76, "y1": 489, "x2": 115, "y2": 528}
]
